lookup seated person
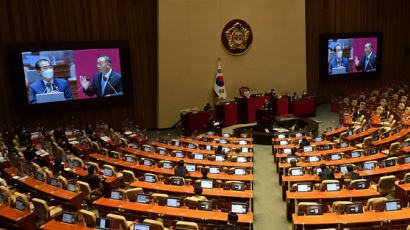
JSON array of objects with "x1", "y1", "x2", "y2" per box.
[
  {"x1": 318, "y1": 163, "x2": 335, "y2": 181},
  {"x1": 201, "y1": 167, "x2": 208, "y2": 179},
  {"x1": 351, "y1": 108, "x2": 360, "y2": 121},
  {"x1": 243, "y1": 89, "x2": 250, "y2": 98},
  {"x1": 218, "y1": 212, "x2": 240, "y2": 230},
  {"x1": 299, "y1": 138, "x2": 310, "y2": 149},
  {"x1": 82, "y1": 165, "x2": 103, "y2": 191},
  {"x1": 292, "y1": 92, "x2": 298, "y2": 101},
  {"x1": 289, "y1": 159, "x2": 298, "y2": 168},
  {"x1": 204, "y1": 103, "x2": 212, "y2": 111},
  {"x1": 270, "y1": 89, "x2": 276, "y2": 97},
  {"x1": 288, "y1": 147, "x2": 299, "y2": 158},
  {"x1": 174, "y1": 160, "x2": 188, "y2": 178},
  {"x1": 189, "y1": 187, "x2": 208, "y2": 201},
  {"x1": 22, "y1": 144, "x2": 37, "y2": 162},
  {"x1": 301, "y1": 91, "x2": 308, "y2": 99},
  {"x1": 215, "y1": 145, "x2": 226, "y2": 157},
  {"x1": 341, "y1": 165, "x2": 359, "y2": 180},
  {"x1": 53, "y1": 158, "x2": 65, "y2": 175}
]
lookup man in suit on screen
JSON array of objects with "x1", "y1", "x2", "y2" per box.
[
  {"x1": 29, "y1": 59, "x2": 73, "y2": 104},
  {"x1": 79, "y1": 55, "x2": 123, "y2": 97},
  {"x1": 328, "y1": 43, "x2": 350, "y2": 75},
  {"x1": 354, "y1": 42, "x2": 377, "y2": 72}
]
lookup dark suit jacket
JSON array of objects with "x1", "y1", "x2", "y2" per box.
[
  {"x1": 319, "y1": 169, "x2": 335, "y2": 181},
  {"x1": 29, "y1": 78, "x2": 73, "y2": 104},
  {"x1": 83, "y1": 70, "x2": 123, "y2": 97},
  {"x1": 356, "y1": 53, "x2": 377, "y2": 72},
  {"x1": 329, "y1": 57, "x2": 350, "y2": 74}
]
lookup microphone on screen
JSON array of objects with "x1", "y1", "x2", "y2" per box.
[
  {"x1": 103, "y1": 76, "x2": 118, "y2": 96},
  {"x1": 52, "y1": 83, "x2": 61, "y2": 92}
]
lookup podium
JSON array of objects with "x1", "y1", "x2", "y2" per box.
[
  {"x1": 181, "y1": 110, "x2": 216, "y2": 136},
  {"x1": 256, "y1": 108, "x2": 277, "y2": 127},
  {"x1": 276, "y1": 96, "x2": 289, "y2": 116},
  {"x1": 237, "y1": 95, "x2": 271, "y2": 123},
  {"x1": 216, "y1": 102, "x2": 238, "y2": 127},
  {"x1": 291, "y1": 97, "x2": 316, "y2": 117}
]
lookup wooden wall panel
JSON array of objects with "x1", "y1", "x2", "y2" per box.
[
  {"x1": 306, "y1": 0, "x2": 410, "y2": 102},
  {"x1": 0, "y1": 0, "x2": 157, "y2": 129}
]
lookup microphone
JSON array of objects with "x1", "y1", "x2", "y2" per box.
[
  {"x1": 367, "y1": 57, "x2": 374, "y2": 70},
  {"x1": 52, "y1": 83, "x2": 61, "y2": 92},
  {"x1": 103, "y1": 76, "x2": 118, "y2": 96}
]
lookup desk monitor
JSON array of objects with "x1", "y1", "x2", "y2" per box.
[
  {"x1": 309, "y1": 155, "x2": 320, "y2": 162},
  {"x1": 295, "y1": 133, "x2": 302, "y2": 138},
  {"x1": 383, "y1": 159, "x2": 396, "y2": 167},
  {"x1": 367, "y1": 148, "x2": 378, "y2": 155},
  {"x1": 340, "y1": 165, "x2": 348, "y2": 174},
  {"x1": 315, "y1": 167, "x2": 322, "y2": 175},
  {"x1": 220, "y1": 139, "x2": 228, "y2": 144},
  {"x1": 194, "y1": 153, "x2": 204, "y2": 160},
  {"x1": 348, "y1": 130, "x2": 353, "y2": 136},
  {"x1": 17, "y1": 170, "x2": 23, "y2": 177},
  {"x1": 303, "y1": 146, "x2": 313, "y2": 153},
  {"x1": 404, "y1": 156, "x2": 410, "y2": 164},
  {"x1": 384, "y1": 132, "x2": 390, "y2": 138},
  {"x1": 61, "y1": 211, "x2": 76, "y2": 224},
  {"x1": 231, "y1": 181, "x2": 245, "y2": 191},
  {"x1": 205, "y1": 145, "x2": 212, "y2": 151},
  {"x1": 126, "y1": 156, "x2": 135, "y2": 163},
  {"x1": 185, "y1": 164, "x2": 196, "y2": 172},
  {"x1": 207, "y1": 131, "x2": 215, "y2": 135},
  {"x1": 241, "y1": 147, "x2": 249, "y2": 153},
  {"x1": 137, "y1": 194, "x2": 149, "y2": 204},
  {"x1": 223, "y1": 133, "x2": 230, "y2": 138},
  {"x1": 72, "y1": 160, "x2": 81, "y2": 167},
  {"x1": 104, "y1": 168, "x2": 113, "y2": 177},
  {"x1": 365, "y1": 124, "x2": 371, "y2": 130},
  {"x1": 354, "y1": 180, "x2": 370, "y2": 190},
  {"x1": 239, "y1": 140, "x2": 247, "y2": 145},
  {"x1": 112, "y1": 152, "x2": 120, "y2": 159},
  {"x1": 187, "y1": 143, "x2": 196, "y2": 149},
  {"x1": 15, "y1": 199, "x2": 25, "y2": 211},
  {"x1": 278, "y1": 134, "x2": 286, "y2": 139},
  {"x1": 290, "y1": 168, "x2": 303, "y2": 176},
  {"x1": 61, "y1": 155, "x2": 67, "y2": 162},
  {"x1": 144, "y1": 146, "x2": 152, "y2": 152},
  {"x1": 404, "y1": 141, "x2": 410, "y2": 147},
  {"x1": 201, "y1": 179, "x2": 213, "y2": 189},
  {"x1": 323, "y1": 144, "x2": 331, "y2": 150},
  {"x1": 24, "y1": 167, "x2": 33, "y2": 176},
  {"x1": 346, "y1": 203, "x2": 363, "y2": 214},
  {"x1": 297, "y1": 184, "x2": 312, "y2": 192},
  {"x1": 315, "y1": 137, "x2": 323, "y2": 142},
  {"x1": 134, "y1": 224, "x2": 150, "y2": 230},
  {"x1": 234, "y1": 168, "x2": 246, "y2": 176},
  {"x1": 222, "y1": 147, "x2": 231, "y2": 152},
  {"x1": 308, "y1": 132, "x2": 313, "y2": 136},
  {"x1": 373, "y1": 135, "x2": 380, "y2": 141},
  {"x1": 50, "y1": 178, "x2": 59, "y2": 187},
  {"x1": 175, "y1": 151, "x2": 184, "y2": 158},
  {"x1": 173, "y1": 140, "x2": 180, "y2": 146},
  {"x1": 337, "y1": 124, "x2": 342, "y2": 129},
  {"x1": 363, "y1": 162, "x2": 375, "y2": 170},
  {"x1": 35, "y1": 172, "x2": 45, "y2": 182},
  {"x1": 215, "y1": 155, "x2": 224, "y2": 162},
  {"x1": 144, "y1": 159, "x2": 153, "y2": 166},
  {"x1": 131, "y1": 144, "x2": 138, "y2": 149},
  {"x1": 279, "y1": 140, "x2": 288, "y2": 146},
  {"x1": 166, "y1": 197, "x2": 181, "y2": 208},
  {"x1": 237, "y1": 156, "x2": 247, "y2": 163},
  {"x1": 331, "y1": 154, "x2": 341, "y2": 161},
  {"x1": 110, "y1": 190, "x2": 123, "y2": 200},
  {"x1": 340, "y1": 142, "x2": 348, "y2": 148},
  {"x1": 0, "y1": 194, "x2": 4, "y2": 203},
  {"x1": 392, "y1": 129, "x2": 398, "y2": 135},
  {"x1": 163, "y1": 162, "x2": 172, "y2": 169},
  {"x1": 144, "y1": 174, "x2": 156, "y2": 183},
  {"x1": 158, "y1": 149, "x2": 167, "y2": 156},
  {"x1": 209, "y1": 167, "x2": 220, "y2": 174},
  {"x1": 351, "y1": 151, "x2": 361, "y2": 158},
  {"x1": 67, "y1": 182, "x2": 76, "y2": 192},
  {"x1": 198, "y1": 200, "x2": 213, "y2": 211},
  {"x1": 96, "y1": 217, "x2": 112, "y2": 230},
  {"x1": 385, "y1": 200, "x2": 401, "y2": 211},
  {"x1": 201, "y1": 137, "x2": 209, "y2": 142},
  {"x1": 171, "y1": 177, "x2": 184, "y2": 186},
  {"x1": 283, "y1": 148, "x2": 291, "y2": 154},
  {"x1": 357, "y1": 128, "x2": 363, "y2": 133},
  {"x1": 231, "y1": 202, "x2": 247, "y2": 214},
  {"x1": 326, "y1": 183, "x2": 340, "y2": 192},
  {"x1": 306, "y1": 205, "x2": 323, "y2": 216},
  {"x1": 406, "y1": 176, "x2": 410, "y2": 184},
  {"x1": 326, "y1": 127, "x2": 332, "y2": 133}
]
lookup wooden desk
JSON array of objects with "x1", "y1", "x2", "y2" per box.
[
  {"x1": 130, "y1": 180, "x2": 253, "y2": 199},
  {"x1": 273, "y1": 140, "x2": 331, "y2": 150},
  {"x1": 275, "y1": 146, "x2": 357, "y2": 159},
  {"x1": 151, "y1": 142, "x2": 254, "y2": 157},
  {"x1": 395, "y1": 183, "x2": 410, "y2": 207},
  {"x1": 400, "y1": 146, "x2": 410, "y2": 153},
  {"x1": 178, "y1": 138, "x2": 254, "y2": 149},
  {"x1": 323, "y1": 127, "x2": 348, "y2": 138},
  {"x1": 292, "y1": 97, "x2": 316, "y2": 117},
  {"x1": 237, "y1": 95, "x2": 271, "y2": 123},
  {"x1": 200, "y1": 135, "x2": 253, "y2": 142},
  {"x1": 40, "y1": 220, "x2": 96, "y2": 230},
  {"x1": 72, "y1": 143, "x2": 91, "y2": 160},
  {"x1": 63, "y1": 165, "x2": 121, "y2": 191},
  {"x1": 93, "y1": 197, "x2": 253, "y2": 223},
  {"x1": 344, "y1": 127, "x2": 379, "y2": 141},
  {"x1": 181, "y1": 110, "x2": 216, "y2": 136},
  {"x1": 215, "y1": 102, "x2": 238, "y2": 127},
  {"x1": 371, "y1": 128, "x2": 410, "y2": 146},
  {"x1": 0, "y1": 204, "x2": 36, "y2": 230},
  {"x1": 123, "y1": 148, "x2": 253, "y2": 168}
]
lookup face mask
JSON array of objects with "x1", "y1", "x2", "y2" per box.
[
  {"x1": 42, "y1": 69, "x2": 54, "y2": 80},
  {"x1": 336, "y1": 51, "x2": 343, "y2": 59}
]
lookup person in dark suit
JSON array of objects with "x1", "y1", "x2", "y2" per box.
[
  {"x1": 299, "y1": 138, "x2": 310, "y2": 149},
  {"x1": 354, "y1": 42, "x2": 377, "y2": 72},
  {"x1": 80, "y1": 55, "x2": 123, "y2": 97},
  {"x1": 329, "y1": 44, "x2": 350, "y2": 75},
  {"x1": 206, "y1": 114, "x2": 214, "y2": 131},
  {"x1": 318, "y1": 163, "x2": 335, "y2": 181},
  {"x1": 204, "y1": 103, "x2": 212, "y2": 111},
  {"x1": 29, "y1": 59, "x2": 73, "y2": 104},
  {"x1": 263, "y1": 99, "x2": 271, "y2": 109},
  {"x1": 174, "y1": 160, "x2": 188, "y2": 178},
  {"x1": 218, "y1": 212, "x2": 240, "y2": 230},
  {"x1": 341, "y1": 165, "x2": 359, "y2": 181},
  {"x1": 82, "y1": 165, "x2": 103, "y2": 191}
]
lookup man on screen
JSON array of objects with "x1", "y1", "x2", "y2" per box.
[
  {"x1": 354, "y1": 42, "x2": 377, "y2": 72},
  {"x1": 29, "y1": 59, "x2": 73, "y2": 104},
  {"x1": 329, "y1": 44, "x2": 350, "y2": 75},
  {"x1": 79, "y1": 55, "x2": 123, "y2": 97}
]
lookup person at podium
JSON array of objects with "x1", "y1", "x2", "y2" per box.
[
  {"x1": 29, "y1": 59, "x2": 73, "y2": 104},
  {"x1": 79, "y1": 55, "x2": 123, "y2": 97},
  {"x1": 328, "y1": 43, "x2": 350, "y2": 75},
  {"x1": 301, "y1": 91, "x2": 308, "y2": 99},
  {"x1": 354, "y1": 42, "x2": 377, "y2": 72},
  {"x1": 263, "y1": 99, "x2": 271, "y2": 109}
]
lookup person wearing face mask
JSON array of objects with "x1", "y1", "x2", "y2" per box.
[
  {"x1": 79, "y1": 55, "x2": 123, "y2": 97},
  {"x1": 329, "y1": 43, "x2": 350, "y2": 75},
  {"x1": 354, "y1": 42, "x2": 377, "y2": 72},
  {"x1": 29, "y1": 59, "x2": 73, "y2": 104}
]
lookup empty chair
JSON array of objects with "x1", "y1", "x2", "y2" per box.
[
  {"x1": 297, "y1": 202, "x2": 320, "y2": 215},
  {"x1": 106, "y1": 213, "x2": 134, "y2": 230},
  {"x1": 185, "y1": 197, "x2": 199, "y2": 209},
  {"x1": 151, "y1": 193, "x2": 168, "y2": 206},
  {"x1": 87, "y1": 162, "x2": 100, "y2": 172},
  {"x1": 143, "y1": 219, "x2": 166, "y2": 230},
  {"x1": 349, "y1": 179, "x2": 369, "y2": 190},
  {"x1": 31, "y1": 198, "x2": 63, "y2": 221},
  {"x1": 381, "y1": 142, "x2": 400, "y2": 156},
  {"x1": 122, "y1": 170, "x2": 137, "y2": 186},
  {"x1": 124, "y1": 188, "x2": 144, "y2": 201},
  {"x1": 371, "y1": 175, "x2": 396, "y2": 195},
  {"x1": 72, "y1": 157, "x2": 85, "y2": 168},
  {"x1": 331, "y1": 201, "x2": 353, "y2": 214},
  {"x1": 366, "y1": 197, "x2": 388, "y2": 211},
  {"x1": 77, "y1": 181, "x2": 102, "y2": 202},
  {"x1": 58, "y1": 175, "x2": 68, "y2": 189},
  {"x1": 0, "y1": 178, "x2": 7, "y2": 187},
  {"x1": 91, "y1": 141, "x2": 100, "y2": 153},
  {"x1": 103, "y1": 164, "x2": 120, "y2": 177},
  {"x1": 175, "y1": 221, "x2": 199, "y2": 230},
  {"x1": 79, "y1": 209, "x2": 96, "y2": 227},
  {"x1": 355, "y1": 136, "x2": 372, "y2": 149},
  {"x1": 334, "y1": 132, "x2": 347, "y2": 143}
]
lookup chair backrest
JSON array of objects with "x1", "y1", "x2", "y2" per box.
[
  {"x1": 175, "y1": 221, "x2": 199, "y2": 230},
  {"x1": 389, "y1": 142, "x2": 401, "y2": 156},
  {"x1": 170, "y1": 176, "x2": 186, "y2": 185},
  {"x1": 103, "y1": 164, "x2": 116, "y2": 176},
  {"x1": 331, "y1": 201, "x2": 353, "y2": 214},
  {"x1": 377, "y1": 175, "x2": 396, "y2": 194},
  {"x1": 363, "y1": 136, "x2": 372, "y2": 144},
  {"x1": 87, "y1": 162, "x2": 100, "y2": 172},
  {"x1": 351, "y1": 100, "x2": 358, "y2": 107},
  {"x1": 398, "y1": 103, "x2": 405, "y2": 111},
  {"x1": 77, "y1": 181, "x2": 91, "y2": 200},
  {"x1": 32, "y1": 198, "x2": 50, "y2": 220},
  {"x1": 58, "y1": 175, "x2": 68, "y2": 189},
  {"x1": 91, "y1": 142, "x2": 100, "y2": 153},
  {"x1": 121, "y1": 170, "x2": 136, "y2": 184},
  {"x1": 297, "y1": 202, "x2": 319, "y2": 215},
  {"x1": 143, "y1": 219, "x2": 165, "y2": 230},
  {"x1": 151, "y1": 193, "x2": 168, "y2": 206},
  {"x1": 404, "y1": 173, "x2": 410, "y2": 183},
  {"x1": 124, "y1": 188, "x2": 144, "y2": 201},
  {"x1": 106, "y1": 213, "x2": 129, "y2": 230},
  {"x1": 185, "y1": 197, "x2": 199, "y2": 209},
  {"x1": 79, "y1": 209, "x2": 96, "y2": 227},
  {"x1": 72, "y1": 157, "x2": 84, "y2": 168},
  {"x1": 366, "y1": 197, "x2": 388, "y2": 211},
  {"x1": 0, "y1": 186, "x2": 12, "y2": 202},
  {"x1": 0, "y1": 178, "x2": 7, "y2": 187}
]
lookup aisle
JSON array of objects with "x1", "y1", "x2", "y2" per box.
[{"x1": 252, "y1": 144, "x2": 291, "y2": 229}]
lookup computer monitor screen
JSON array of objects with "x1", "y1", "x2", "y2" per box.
[
  {"x1": 384, "y1": 132, "x2": 390, "y2": 138},
  {"x1": 104, "y1": 168, "x2": 113, "y2": 177},
  {"x1": 290, "y1": 168, "x2": 303, "y2": 176},
  {"x1": 209, "y1": 167, "x2": 220, "y2": 174},
  {"x1": 385, "y1": 200, "x2": 401, "y2": 211},
  {"x1": 404, "y1": 141, "x2": 410, "y2": 147},
  {"x1": 171, "y1": 177, "x2": 183, "y2": 186},
  {"x1": 283, "y1": 148, "x2": 291, "y2": 154},
  {"x1": 137, "y1": 194, "x2": 148, "y2": 204},
  {"x1": 194, "y1": 154, "x2": 204, "y2": 160},
  {"x1": 323, "y1": 145, "x2": 331, "y2": 150},
  {"x1": 133, "y1": 224, "x2": 150, "y2": 230},
  {"x1": 384, "y1": 159, "x2": 395, "y2": 167},
  {"x1": 131, "y1": 144, "x2": 137, "y2": 149},
  {"x1": 175, "y1": 151, "x2": 184, "y2": 158},
  {"x1": 231, "y1": 203, "x2": 247, "y2": 214},
  {"x1": 326, "y1": 183, "x2": 340, "y2": 191},
  {"x1": 240, "y1": 133, "x2": 248, "y2": 138},
  {"x1": 315, "y1": 137, "x2": 323, "y2": 142},
  {"x1": 237, "y1": 156, "x2": 247, "y2": 163},
  {"x1": 348, "y1": 130, "x2": 353, "y2": 136},
  {"x1": 202, "y1": 137, "x2": 209, "y2": 142},
  {"x1": 315, "y1": 167, "x2": 322, "y2": 175},
  {"x1": 207, "y1": 131, "x2": 215, "y2": 135},
  {"x1": 198, "y1": 201, "x2": 213, "y2": 211},
  {"x1": 326, "y1": 127, "x2": 332, "y2": 132},
  {"x1": 358, "y1": 128, "x2": 363, "y2": 133},
  {"x1": 340, "y1": 165, "x2": 348, "y2": 174},
  {"x1": 337, "y1": 124, "x2": 342, "y2": 129},
  {"x1": 306, "y1": 205, "x2": 323, "y2": 215},
  {"x1": 67, "y1": 182, "x2": 76, "y2": 192},
  {"x1": 35, "y1": 172, "x2": 45, "y2": 182},
  {"x1": 309, "y1": 156, "x2": 320, "y2": 162},
  {"x1": 201, "y1": 180, "x2": 213, "y2": 189},
  {"x1": 303, "y1": 146, "x2": 313, "y2": 152},
  {"x1": 144, "y1": 146, "x2": 151, "y2": 152},
  {"x1": 241, "y1": 147, "x2": 249, "y2": 153},
  {"x1": 187, "y1": 143, "x2": 195, "y2": 149},
  {"x1": 297, "y1": 184, "x2": 312, "y2": 192},
  {"x1": 373, "y1": 135, "x2": 379, "y2": 141},
  {"x1": 96, "y1": 218, "x2": 111, "y2": 230},
  {"x1": 166, "y1": 198, "x2": 180, "y2": 208},
  {"x1": 144, "y1": 175, "x2": 155, "y2": 183},
  {"x1": 365, "y1": 124, "x2": 371, "y2": 130},
  {"x1": 367, "y1": 148, "x2": 378, "y2": 155},
  {"x1": 223, "y1": 133, "x2": 230, "y2": 137},
  {"x1": 158, "y1": 149, "x2": 167, "y2": 155},
  {"x1": 331, "y1": 154, "x2": 341, "y2": 161},
  {"x1": 279, "y1": 140, "x2": 288, "y2": 146},
  {"x1": 173, "y1": 140, "x2": 180, "y2": 146},
  {"x1": 222, "y1": 147, "x2": 230, "y2": 152},
  {"x1": 239, "y1": 140, "x2": 247, "y2": 145},
  {"x1": 163, "y1": 162, "x2": 172, "y2": 169},
  {"x1": 185, "y1": 164, "x2": 196, "y2": 172},
  {"x1": 295, "y1": 133, "x2": 302, "y2": 137},
  {"x1": 215, "y1": 155, "x2": 224, "y2": 162},
  {"x1": 231, "y1": 182, "x2": 245, "y2": 191},
  {"x1": 143, "y1": 159, "x2": 152, "y2": 166},
  {"x1": 234, "y1": 168, "x2": 246, "y2": 175},
  {"x1": 50, "y1": 178, "x2": 59, "y2": 187},
  {"x1": 15, "y1": 199, "x2": 25, "y2": 211},
  {"x1": 73, "y1": 160, "x2": 80, "y2": 167},
  {"x1": 351, "y1": 151, "x2": 361, "y2": 158},
  {"x1": 404, "y1": 156, "x2": 410, "y2": 164},
  {"x1": 340, "y1": 142, "x2": 348, "y2": 148},
  {"x1": 0, "y1": 194, "x2": 4, "y2": 203},
  {"x1": 110, "y1": 190, "x2": 122, "y2": 200},
  {"x1": 61, "y1": 212, "x2": 76, "y2": 224},
  {"x1": 346, "y1": 203, "x2": 363, "y2": 214},
  {"x1": 220, "y1": 139, "x2": 227, "y2": 144},
  {"x1": 126, "y1": 156, "x2": 134, "y2": 163},
  {"x1": 111, "y1": 152, "x2": 119, "y2": 159},
  {"x1": 278, "y1": 134, "x2": 286, "y2": 139},
  {"x1": 205, "y1": 145, "x2": 212, "y2": 151},
  {"x1": 355, "y1": 180, "x2": 369, "y2": 190},
  {"x1": 24, "y1": 167, "x2": 33, "y2": 176}
]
